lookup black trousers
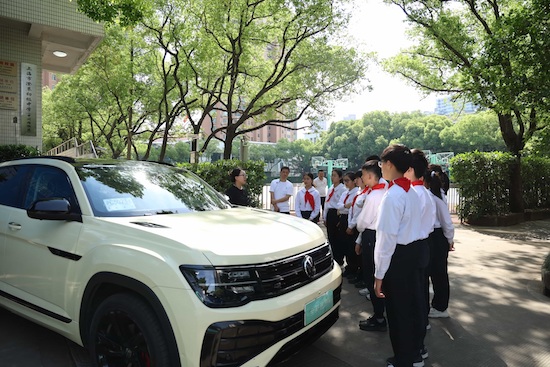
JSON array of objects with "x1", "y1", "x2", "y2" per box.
[
  {"x1": 429, "y1": 228, "x2": 450, "y2": 311},
  {"x1": 383, "y1": 239, "x2": 428, "y2": 367},
  {"x1": 326, "y1": 209, "x2": 343, "y2": 265},
  {"x1": 361, "y1": 229, "x2": 385, "y2": 318},
  {"x1": 338, "y1": 214, "x2": 360, "y2": 273}
]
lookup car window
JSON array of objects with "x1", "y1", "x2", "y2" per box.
[
  {"x1": 76, "y1": 162, "x2": 231, "y2": 217},
  {"x1": 23, "y1": 166, "x2": 80, "y2": 211},
  {"x1": 0, "y1": 165, "x2": 31, "y2": 208}
]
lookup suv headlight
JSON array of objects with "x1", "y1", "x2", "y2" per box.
[{"x1": 180, "y1": 265, "x2": 260, "y2": 308}]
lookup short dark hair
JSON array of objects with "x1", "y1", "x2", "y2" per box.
[
  {"x1": 380, "y1": 144, "x2": 412, "y2": 174},
  {"x1": 303, "y1": 172, "x2": 314, "y2": 180},
  {"x1": 410, "y1": 149, "x2": 428, "y2": 179},
  {"x1": 280, "y1": 166, "x2": 290, "y2": 172},
  {"x1": 365, "y1": 154, "x2": 381, "y2": 162},
  {"x1": 318, "y1": 169, "x2": 324, "y2": 172},
  {"x1": 362, "y1": 159, "x2": 382, "y2": 178}
]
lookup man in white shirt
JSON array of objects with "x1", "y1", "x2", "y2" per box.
[
  {"x1": 270, "y1": 166, "x2": 293, "y2": 214},
  {"x1": 313, "y1": 170, "x2": 328, "y2": 217}
]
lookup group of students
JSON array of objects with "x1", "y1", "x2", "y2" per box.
[
  {"x1": 293, "y1": 145, "x2": 455, "y2": 367},
  {"x1": 225, "y1": 145, "x2": 454, "y2": 367}
]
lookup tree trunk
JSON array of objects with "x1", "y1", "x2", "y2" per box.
[{"x1": 497, "y1": 113, "x2": 524, "y2": 213}]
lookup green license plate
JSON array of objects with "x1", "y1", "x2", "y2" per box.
[{"x1": 304, "y1": 290, "x2": 333, "y2": 326}]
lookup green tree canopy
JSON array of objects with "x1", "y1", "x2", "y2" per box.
[{"x1": 383, "y1": 0, "x2": 550, "y2": 212}]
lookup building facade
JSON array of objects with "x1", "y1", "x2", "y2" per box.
[{"x1": 0, "y1": 0, "x2": 103, "y2": 149}]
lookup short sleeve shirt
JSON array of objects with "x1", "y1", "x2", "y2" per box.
[{"x1": 269, "y1": 179, "x2": 294, "y2": 212}]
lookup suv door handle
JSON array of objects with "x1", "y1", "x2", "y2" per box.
[{"x1": 8, "y1": 222, "x2": 22, "y2": 230}]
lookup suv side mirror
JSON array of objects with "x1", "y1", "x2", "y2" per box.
[{"x1": 27, "y1": 198, "x2": 82, "y2": 222}]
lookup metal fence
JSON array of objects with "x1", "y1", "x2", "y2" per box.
[{"x1": 259, "y1": 183, "x2": 460, "y2": 215}]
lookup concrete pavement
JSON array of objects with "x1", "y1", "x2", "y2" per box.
[
  {"x1": 278, "y1": 218, "x2": 550, "y2": 367},
  {"x1": 1, "y1": 218, "x2": 550, "y2": 367}
]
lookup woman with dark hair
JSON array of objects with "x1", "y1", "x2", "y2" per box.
[
  {"x1": 424, "y1": 165, "x2": 455, "y2": 319},
  {"x1": 323, "y1": 169, "x2": 346, "y2": 266},
  {"x1": 225, "y1": 168, "x2": 250, "y2": 206}
]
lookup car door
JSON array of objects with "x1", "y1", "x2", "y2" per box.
[{"x1": 1, "y1": 164, "x2": 83, "y2": 322}]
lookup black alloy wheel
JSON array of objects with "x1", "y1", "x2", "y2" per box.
[{"x1": 88, "y1": 293, "x2": 171, "y2": 367}]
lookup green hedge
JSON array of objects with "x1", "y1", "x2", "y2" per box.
[
  {"x1": 0, "y1": 144, "x2": 40, "y2": 162},
  {"x1": 450, "y1": 151, "x2": 515, "y2": 220},
  {"x1": 451, "y1": 152, "x2": 550, "y2": 220},
  {"x1": 522, "y1": 156, "x2": 550, "y2": 209},
  {"x1": 178, "y1": 159, "x2": 266, "y2": 208}
]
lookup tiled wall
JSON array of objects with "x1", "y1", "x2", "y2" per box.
[
  {"x1": 0, "y1": 26, "x2": 42, "y2": 149},
  {"x1": 2, "y1": 0, "x2": 103, "y2": 36}
]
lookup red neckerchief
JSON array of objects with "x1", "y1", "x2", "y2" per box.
[
  {"x1": 389, "y1": 177, "x2": 411, "y2": 192},
  {"x1": 352, "y1": 186, "x2": 369, "y2": 207},
  {"x1": 326, "y1": 187, "x2": 335, "y2": 202},
  {"x1": 411, "y1": 180, "x2": 424, "y2": 186},
  {"x1": 369, "y1": 183, "x2": 386, "y2": 193},
  {"x1": 343, "y1": 192, "x2": 350, "y2": 204},
  {"x1": 304, "y1": 189, "x2": 315, "y2": 211}
]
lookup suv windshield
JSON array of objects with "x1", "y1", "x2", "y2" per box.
[{"x1": 75, "y1": 161, "x2": 230, "y2": 217}]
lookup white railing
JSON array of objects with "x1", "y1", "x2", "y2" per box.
[
  {"x1": 45, "y1": 138, "x2": 97, "y2": 158},
  {"x1": 258, "y1": 183, "x2": 460, "y2": 214}
]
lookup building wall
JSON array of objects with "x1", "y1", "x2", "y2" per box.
[{"x1": 0, "y1": 26, "x2": 42, "y2": 148}]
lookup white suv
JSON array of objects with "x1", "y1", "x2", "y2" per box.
[{"x1": 0, "y1": 157, "x2": 342, "y2": 367}]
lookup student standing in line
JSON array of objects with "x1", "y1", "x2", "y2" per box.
[
  {"x1": 347, "y1": 170, "x2": 369, "y2": 289},
  {"x1": 424, "y1": 165, "x2": 455, "y2": 319},
  {"x1": 404, "y1": 149, "x2": 436, "y2": 362},
  {"x1": 295, "y1": 172, "x2": 321, "y2": 222},
  {"x1": 356, "y1": 160, "x2": 388, "y2": 332},
  {"x1": 323, "y1": 169, "x2": 346, "y2": 266},
  {"x1": 374, "y1": 144, "x2": 425, "y2": 367},
  {"x1": 225, "y1": 168, "x2": 250, "y2": 206},
  {"x1": 337, "y1": 172, "x2": 360, "y2": 280},
  {"x1": 269, "y1": 166, "x2": 293, "y2": 214},
  {"x1": 313, "y1": 169, "x2": 328, "y2": 220}
]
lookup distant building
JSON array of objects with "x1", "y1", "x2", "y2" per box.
[
  {"x1": 342, "y1": 114, "x2": 357, "y2": 121},
  {"x1": 302, "y1": 117, "x2": 328, "y2": 143},
  {"x1": 435, "y1": 97, "x2": 478, "y2": 115},
  {"x1": 42, "y1": 70, "x2": 60, "y2": 90}
]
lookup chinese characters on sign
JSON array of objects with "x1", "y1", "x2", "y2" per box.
[
  {"x1": 20, "y1": 63, "x2": 37, "y2": 136},
  {"x1": 0, "y1": 60, "x2": 18, "y2": 110}
]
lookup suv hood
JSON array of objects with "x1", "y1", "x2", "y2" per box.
[{"x1": 102, "y1": 208, "x2": 326, "y2": 266}]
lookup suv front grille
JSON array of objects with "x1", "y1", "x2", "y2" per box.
[{"x1": 256, "y1": 243, "x2": 333, "y2": 297}]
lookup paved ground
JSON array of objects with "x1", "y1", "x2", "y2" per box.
[{"x1": 1, "y1": 217, "x2": 550, "y2": 367}]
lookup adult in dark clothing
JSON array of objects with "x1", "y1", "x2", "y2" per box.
[{"x1": 225, "y1": 168, "x2": 250, "y2": 206}]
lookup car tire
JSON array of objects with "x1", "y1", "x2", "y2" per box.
[{"x1": 88, "y1": 293, "x2": 172, "y2": 367}]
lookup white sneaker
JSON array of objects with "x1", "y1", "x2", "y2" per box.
[
  {"x1": 428, "y1": 307, "x2": 449, "y2": 318},
  {"x1": 358, "y1": 287, "x2": 370, "y2": 297}
]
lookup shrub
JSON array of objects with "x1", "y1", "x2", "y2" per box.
[
  {"x1": 522, "y1": 156, "x2": 550, "y2": 210},
  {"x1": 179, "y1": 159, "x2": 265, "y2": 208},
  {"x1": 0, "y1": 144, "x2": 40, "y2": 162},
  {"x1": 450, "y1": 151, "x2": 515, "y2": 220}
]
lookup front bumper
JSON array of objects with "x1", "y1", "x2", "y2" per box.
[{"x1": 200, "y1": 282, "x2": 342, "y2": 367}]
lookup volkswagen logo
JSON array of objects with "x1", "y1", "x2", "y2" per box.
[{"x1": 303, "y1": 255, "x2": 316, "y2": 278}]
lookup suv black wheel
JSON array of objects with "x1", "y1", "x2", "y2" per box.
[{"x1": 88, "y1": 293, "x2": 171, "y2": 367}]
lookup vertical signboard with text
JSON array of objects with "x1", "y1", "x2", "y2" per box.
[
  {"x1": 0, "y1": 60, "x2": 18, "y2": 111},
  {"x1": 20, "y1": 62, "x2": 37, "y2": 136}
]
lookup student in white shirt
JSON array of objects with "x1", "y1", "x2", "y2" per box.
[
  {"x1": 313, "y1": 169, "x2": 328, "y2": 219},
  {"x1": 356, "y1": 160, "x2": 388, "y2": 332},
  {"x1": 295, "y1": 172, "x2": 321, "y2": 222},
  {"x1": 425, "y1": 165, "x2": 455, "y2": 319},
  {"x1": 337, "y1": 171, "x2": 359, "y2": 279},
  {"x1": 323, "y1": 169, "x2": 346, "y2": 265},
  {"x1": 374, "y1": 144, "x2": 425, "y2": 367},
  {"x1": 404, "y1": 148, "x2": 436, "y2": 361},
  {"x1": 269, "y1": 166, "x2": 293, "y2": 214}
]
